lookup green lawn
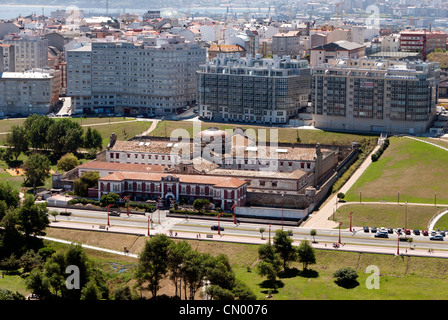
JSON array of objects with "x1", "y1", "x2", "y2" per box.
[
  {"x1": 345, "y1": 137, "x2": 448, "y2": 205},
  {"x1": 151, "y1": 120, "x2": 378, "y2": 145},
  {"x1": 332, "y1": 203, "x2": 445, "y2": 230}
]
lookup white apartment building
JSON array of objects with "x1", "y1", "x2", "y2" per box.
[
  {"x1": 311, "y1": 58, "x2": 440, "y2": 134},
  {"x1": 0, "y1": 68, "x2": 61, "y2": 116},
  {"x1": 3, "y1": 34, "x2": 48, "y2": 72},
  {"x1": 67, "y1": 35, "x2": 206, "y2": 115},
  {"x1": 0, "y1": 44, "x2": 15, "y2": 72}
]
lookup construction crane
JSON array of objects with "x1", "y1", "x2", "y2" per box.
[{"x1": 336, "y1": 2, "x2": 344, "y2": 24}]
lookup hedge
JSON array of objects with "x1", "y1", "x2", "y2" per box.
[{"x1": 371, "y1": 138, "x2": 390, "y2": 162}]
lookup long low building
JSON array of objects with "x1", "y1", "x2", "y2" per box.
[{"x1": 98, "y1": 171, "x2": 247, "y2": 211}]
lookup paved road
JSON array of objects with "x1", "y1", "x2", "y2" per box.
[{"x1": 47, "y1": 207, "x2": 448, "y2": 259}]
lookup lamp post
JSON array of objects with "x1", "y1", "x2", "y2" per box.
[
  {"x1": 338, "y1": 221, "x2": 343, "y2": 244},
  {"x1": 147, "y1": 215, "x2": 150, "y2": 237},
  {"x1": 397, "y1": 232, "x2": 400, "y2": 255},
  {"x1": 269, "y1": 224, "x2": 271, "y2": 244},
  {"x1": 359, "y1": 191, "x2": 362, "y2": 204},
  {"x1": 349, "y1": 211, "x2": 353, "y2": 232},
  {"x1": 106, "y1": 204, "x2": 112, "y2": 227},
  {"x1": 218, "y1": 212, "x2": 222, "y2": 236},
  {"x1": 405, "y1": 201, "x2": 408, "y2": 230}
]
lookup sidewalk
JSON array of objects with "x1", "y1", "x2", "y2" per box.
[
  {"x1": 303, "y1": 145, "x2": 381, "y2": 229},
  {"x1": 47, "y1": 221, "x2": 448, "y2": 259}
]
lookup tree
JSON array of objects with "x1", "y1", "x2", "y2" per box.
[
  {"x1": 57, "y1": 153, "x2": 79, "y2": 172},
  {"x1": 73, "y1": 171, "x2": 100, "y2": 197},
  {"x1": 257, "y1": 243, "x2": 281, "y2": 287},
  {"x1": 337, "y1": 192, "x2": 345, "y2": 201},
  {"x1": 310, "y1": 229, "x2": 317, "y2": 243},
  {"x1": 5, "y1": 125, "x2": 29, "y2": 161},
  {"x1": 205, "y1": 285, "x2": 234, "y2": 300},
  {"x1": 0, "y1": 182, "x2": 20, "y2": 209},
  {"x1": 136, "y1": 234, "x2": 173, "y2": 298},
  {"x1": 193, "y1": 199, "x2": 211, "y2": 212},
  {"x1": 259, "y1": 227, "x2": 265, "y2": 239},
  {"x1": 167, "y1": 240, "x2": 192, "y2": 299},
  {"x1": 25, "y1": 268, "x2": 51, "y2": 300},
  {"x1": 20, "y1": 249, "x2": 44, "y2": 273},
  {"x1": 46, "y1": 119, "x2": 83, "y2": 157},
  {"x1": 273, "y1": 229, "x2": 297, "y2": 270},
  {"x1": 100, "y1": 192, "x2": 120, "y2": 207},
  {"x1": 15, "y1": 195, "x2": 50, "y2": 238},
  {"x1": 83, "y1": 127, "x2": 103, "y2": 151},
  {"x1": 49, "y1": 210, "x2": 59, "y2": 222},
  {"x1": 296, "y1": 240, "x2": 316, "y2": 270},
  {"x1": 24, "y1": 114, "x2": 54, "y2": 150},
  {"x1": 23, "y1": 153, "x2": 51, "y2": 194},
  {"x1": 333, "y1": 267, "x2": 359, "y2": 288},
  {"x1": 81, "y1": 281, "x2": 101, "y2": 300}
]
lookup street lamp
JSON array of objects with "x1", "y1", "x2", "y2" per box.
[
  {"x1": 147, "y1": 215, "x2": 150, "y2": 237},
  {"x1": 106, "y1": 204, "x2": 112, "y2": 227},
  {"x1": 338, "y1": 221, "x2": 343, "y2": 244},
  {"x1": 349, "y1": 211, "x2": 353, "y2": 232},
  {"x1": 405, "y1": 201, "x2": 408, "y2": 230}
]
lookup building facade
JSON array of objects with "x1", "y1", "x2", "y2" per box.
[
  {"x1": 0, "y1": 44, "x2": 15, "y2": 72},
  {"x1": 3, "y1": 34, "x2": 48, "y2": 72},
  {"x1": 67, "y1": 35, "x2": 206, "y2": 115},
  {"x1": 311, "y1": 58, "x2": 440, "y2": 134},
  {"x1": 98, "y1": 171, "x2": 247, "y2": 210},
  {"x1": 400, "y1": 30, "x2": 448, "y2": 53},
  {"x1": 197, "y1": 54, "x2": 311, "y2": 124},
  {"x1": 0, "y1": 68, "x2": 61, "y2": 116}
]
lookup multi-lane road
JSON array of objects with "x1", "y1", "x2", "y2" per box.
[{"x1": 48, "y1": 207, "x2": 448, "y2": 254}]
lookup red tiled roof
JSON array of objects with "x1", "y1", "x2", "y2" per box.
[
  {"x1": 78, "y1": 161, "x2": 165, "y2": 172},
  {"x1": 100, "y1": 171, "x2": 246, "y2": 189}
]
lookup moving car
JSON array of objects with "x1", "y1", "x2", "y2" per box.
[
  {"x1": 211, "y1": 225, "x2": 224, "y2": 231},
  {"x1": 108, "y1": 211, "x2": 121, "y2": 216},
  {"x1": 374, "y1": 232, "x2": 389, "y2": 238},
  {"x1": 430, "y1": 235, "x2": 444, "y2": 241}
]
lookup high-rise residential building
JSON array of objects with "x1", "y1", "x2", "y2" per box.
[
  {"x1": 0, "y1": 44, "x2": 15, "y2": 72},
  {"x1": 3, "y1": 34, "x2": 48, "y2": 72},
  {"x1": 197, "y1": 54, "x2": 311, "y2": 124},
  {"x1": 67, "y1": 35, "x2": 206, "y2": 115},
  {"x1": 311, "y1": 58, "x2": 440, "y2": 134},
  {"x1": 0, "y1": 68, "x2": 61, "y2": 116}
]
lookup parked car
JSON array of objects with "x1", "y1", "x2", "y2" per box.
[
  {"x1": 388, "y1": 228, "x2": 394, "y2": 234},
  {"x1": 405, "y1": 229, "x2": 411, "y2": 235},
  {"x1": 211, "y1": 225, "x2": 224, "y2": 231},
  {"x1": 413, "y1": 229, "x2": 420, "y2": 235},
  {"x1": 380, "y1": 227, "x2": 387, "y2": 233},
  {"x1": 422, "y1": 230, "x2": 429, "y2": 236},
  {"x1": 440, "y1": 231, "x2": 446, "y2": 237},
  {"x1": 371, "y1": 227, "x2": 377, "y2": 233},
  {"x1": 431, "y1": 230, "x2": 437, "y2": 236},
  {"x1": 430, "y1": 235, "x2": 444, "y2": 241},
  {"x1": 396, "y1": 228, "x2": 402, "y2": 235},
  {"x1": 364, "y1": 226, "x2": 369, "y2": 233},
  {"x1": 374, "y1": 232, "x2": 389, "y2": 238}
]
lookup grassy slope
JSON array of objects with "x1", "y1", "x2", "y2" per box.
[{"x1": 345, "y1": 137, "x2": 448, "y2": 205}]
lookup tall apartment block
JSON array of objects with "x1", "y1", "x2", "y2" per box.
[
  {"x1": 3, "y1": 34, "x2": 48, "y2": 72},
  {"x1": 0, "y1": 68, "x2": 61, "y2": 116},
  {"x1": 0, "y1": 44, "x2": 15, "y2": 72},
  {"x1": 197, "y1": 54, "x2": 311, "y2": 124},
  {"x1": 67, "y1": 35, "x2": 206, "y2": 115},
  {"x1": 311, "y1": 58, "x2": 440, "y2": 134}
]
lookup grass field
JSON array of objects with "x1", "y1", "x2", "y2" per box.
[
  {"x1": 151, "y1": 120, "x2": 379, "y2": 145},
  {"x1": 332, "y1": 203, "x2": 446, "y2": 230},
  {"x1": 345, "y1": 137, "x2": 448, "y2": 205},
  {"x1": 30, "y1": 228, "x2": 448, "y2": 300}
]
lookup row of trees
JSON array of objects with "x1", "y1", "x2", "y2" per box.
[
  {"x1": 257, "y1": 230, "x2": 316, "y2": 288},
  {"x1": 136, "y1": 233, "x2": 256, "y2": 300},
  {"x1": 5, "y1": 115, "x2": 102, "y2": 160}
]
